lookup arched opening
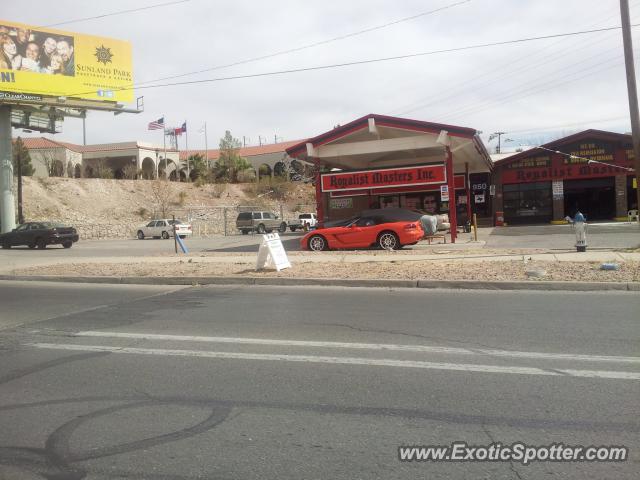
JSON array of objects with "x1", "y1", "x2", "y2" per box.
[
  {"x1": 258, "y1": 163, "x2": 272, "y2": 179},
  {"x1": 51, "y1": 159, "x2": 65, "y2": 177},
  {"x1": 66, "y1": 161, "x2": 74, "y2": 178},
  {"x1": 141, "y1": 157, "x2": 155, "y2": 179},
  {"x1": 114, "y1": 168, "x2": 125, "y2": 179},
  {"x1": 273, "y1": 161, "x2": 287, "y2": 177},
  {"x1": 74, "y1": 164, "x2": 82, "y2": 178},
  {"x1": 179, "y1": 170, "x2": 188, "y2": 182}
]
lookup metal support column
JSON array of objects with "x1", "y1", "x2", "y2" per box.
[
  {"x1": 465, "y1": 162, "x2": 472, "y2": 222},
  {"x1": 0, "y1": 105, "x2": 16, "y2": 233},
  {"x1": 314, "y1": 157, "x2": 324, "y2": 226},
  {"x1": 446, "y1": 146, "x2": 457, "y2": 243}
]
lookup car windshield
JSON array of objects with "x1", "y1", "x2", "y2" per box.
[{"x1": 40, "y1": 222, "x2": 67, "y2": 228}]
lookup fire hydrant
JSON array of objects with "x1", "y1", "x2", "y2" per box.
[{"x1": 572, "y1": 211, "x2": 587, "y2": 252}]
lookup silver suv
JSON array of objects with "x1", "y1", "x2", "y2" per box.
[{"x1": 236, "y1": 211, "x2": 287, "y2": 235}]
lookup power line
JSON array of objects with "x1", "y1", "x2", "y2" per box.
[
  {"x1": 134, "y1": 0, "x2": 472, "y2": 87},
  {"x1": 439, "y1": 54, "x2": 625, "y2": 122},
  {"x1": 68, "y1": 23, "x2": 640, "y2": 98},
  {"x1": 391, "y1": 1, "x2": 636, "y2": 116},
  {"x1": 42, "y1": 0, "x2": 191, "y2": 27}
]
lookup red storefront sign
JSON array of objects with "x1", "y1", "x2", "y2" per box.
[
  {"x1": 501, "y1": 163, "x2": 632, "y2": 184},
  {"x1": 321, "y1": 164, "x2": 446, "y2": 192},
  {"x1": 330, "y1": 175, "x2": 465, "y2": 197}
]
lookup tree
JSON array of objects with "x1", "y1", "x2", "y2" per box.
[
  {"x1": 12, "y1": 137, "x2": 35, "y2": 176},
  {"x1": 39, "y1": 150, "x2": 65, "y2": 177},
  {"x1": 149, "y1": 179, "x2": 174, "y2": 218},
  {"x1": 187, "y1": 153, "x2": 209, "y2": 181},
  {"x1": 214, "y1": 130, "x2": 251, "y2": 182}
]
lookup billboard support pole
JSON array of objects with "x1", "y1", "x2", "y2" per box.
[{"x1": 0, "y1": 105, "x2": 16, "y2": 233}]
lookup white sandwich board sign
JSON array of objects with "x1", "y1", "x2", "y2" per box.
[{"x1": 256, "y1": 233, "x2": 291, "y2": 271}]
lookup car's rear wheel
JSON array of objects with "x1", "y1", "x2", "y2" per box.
[
  {"x1": 36, "y1": 238, "x2": 47, "y2": 249},
  {"x1": 290, "y1": 226, "x2": 297, "y2": 232},
  {"x1": 1, "y1": 242, "x2": 10, "y2": 249},
  {"x1": 257, "y1": 224, "x2": 266, "y2": 234},
  {"x1": 308, "y1": 234, "x2": 328, "y2": 251},
  {"x1": 278, "y1": 222, "x2": 287, "y2": 233},
  {"x1": 161, "y1": 231, "x2": 170, "y2": 239},
  {"x1": 377, "y1": 231, "x2": 399, "y2": 250},
  {"x1": 137, "y1": 230, "x2": 145, "y2": 240},
  {"x1": 241, "y1": 230, "x2": 249, "y2": 235},
  {"x1": 28, "y1": 243, "x2": 36, "y2": 249},
  {"x1": 62, "y1": 240, "x2": 73, "y2": 249}
]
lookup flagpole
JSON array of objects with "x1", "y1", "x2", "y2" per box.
[
  {"x1": 163, "y1": 125, "x2": 167, "y2": 180},
  {"x1": 204, "y1": 122, "x2": 208, "y2": 169},
  {"x1": 185, "y1": 121, "x2": 190, "y2": 181}
]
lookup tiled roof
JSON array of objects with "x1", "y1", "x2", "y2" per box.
[
  {"x1": 179, "y1": 139, "x2": 302, "y2": 161},
  {"x1": 17, "y1": 137, "x2": 83, "y2": 152},
  {"x1": 15, "y1": 137, "x2": 177, "y2": 153}
]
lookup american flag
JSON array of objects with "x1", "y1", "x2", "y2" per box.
[{"x1": 148, "y1": 117, "x2": 164, "y2": 130}]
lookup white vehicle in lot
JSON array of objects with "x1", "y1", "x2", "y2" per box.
[
  {"x1": 137, "y1": 219, "x2": 192, "y2": 240},
  {"x1": 288, "y1": 213, "x2": 318, "y2": 231}
]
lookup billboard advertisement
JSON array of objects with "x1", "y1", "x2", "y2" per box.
[{"x1": 0, "y1": 19, "x2": 133, "y2": 103}]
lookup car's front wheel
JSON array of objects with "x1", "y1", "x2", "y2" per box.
[
  {"x1": 36, "y1": 238, "x2": 47, "y2": 249},
  {"x1": 377, "y1": 231, "x2": 399, "y2": 250},
  {"x1": 256, "y1": 224, "x2": 266, "y2": 234},
  {"x1": 161, "y1": 231, "x2": 170, "y2": 239},
  {"x1": 1, "y1": 242, "x2": 10, "y2": 249},
  {"x1": 137, "y1": 230, "x2": 145, "y2": 240},
  {"x1": 241, "y1": 230, "x2": 249, "y2": 235},
  {"x1": 278, "y1": 222, "x2": 287, "y2": 233},
  {"x1": 308, "y1": 234, "x2": 328, "y2": 251},
  {"x1": 62, "y1": 241, "x2": 73, "y2": 249}
]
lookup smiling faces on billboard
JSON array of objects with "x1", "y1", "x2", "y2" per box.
[{"x1": 0, "y1": 19, "x2": 133, "y2": 103}]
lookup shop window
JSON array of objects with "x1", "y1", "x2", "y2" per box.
[
  {"x1": 503, "y1": 182, "x2": 552, "y2": 219},
  {"x1": 380, "y1": 196, "x2": 399, "y2": 209}
]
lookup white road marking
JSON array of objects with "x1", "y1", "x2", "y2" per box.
[
  {"x1": 76, "y1": 331, "x2": 640, "y2": 364},
  {"x1": 26, "y1": 343, "x2": 640, "y2": 380}
]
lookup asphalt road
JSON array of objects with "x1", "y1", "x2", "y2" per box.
[
  {"x1": 0, "y1": 282, "x2": 638, "y2": 479},
  {"x1": 0, "y1": 223, "x2": 637, "y2": 264}
]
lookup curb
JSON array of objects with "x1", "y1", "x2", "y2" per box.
[{"x1": 0, "y1": 275, "x2": 638, "y2": 292}]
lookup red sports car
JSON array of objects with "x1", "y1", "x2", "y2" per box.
[{"x1": 300, "y1": 209, "x2": 424, "y2": 251}]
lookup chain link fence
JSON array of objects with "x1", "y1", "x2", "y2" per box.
[{"x1": 70, "y1": 203, "x2": 316, "y2": 240}]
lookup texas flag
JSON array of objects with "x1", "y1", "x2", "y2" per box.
[{"x1": 174, "y1": 121, "x2": 187, "y2": 136}]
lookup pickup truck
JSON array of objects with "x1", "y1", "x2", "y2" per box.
[
  {"x1": 288, "y1": 213, "x2": 318, "y2": 232},
  {"x1": 236, "y1": 211, "x2": 287, "y2": 235}
]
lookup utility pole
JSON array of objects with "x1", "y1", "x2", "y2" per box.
[
  {"x1": 620, "y1": 0, "x2": 640, "y2": 221},
  {"x1": 82, "y1": 112, "x2": 87, "y2": 145},
  {"x1": 17, "y1": 140, "x2": 23, "y2": 224},
  {"x1": 490, "y1": 132, "x2": 506, "y2": 154},
  {"x1": 0, "y1": 105, "x2": 16, "y2": 233}
]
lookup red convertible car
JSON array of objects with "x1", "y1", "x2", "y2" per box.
[{"x1": 300, "y1": 209, "x2": 424, "y2": 251}]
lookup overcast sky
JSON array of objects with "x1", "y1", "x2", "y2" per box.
[{"x1": 5, "y1": 0, "x2": 640, "y2": 152}]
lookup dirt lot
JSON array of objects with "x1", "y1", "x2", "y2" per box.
[
  {"x1": 20, "y1": 177, "x2": 315, "y2": 226},
  {"x1": 15, "y1": 259, "x2": 640, "y2": 283}
]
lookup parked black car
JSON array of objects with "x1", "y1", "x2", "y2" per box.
[{"x1": 0, "y1": 222, "x2": 79, "y2": 249}]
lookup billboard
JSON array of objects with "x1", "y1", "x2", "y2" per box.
[{"x1": 0, "y1": 19, "x2": 133, "y2": 103}]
